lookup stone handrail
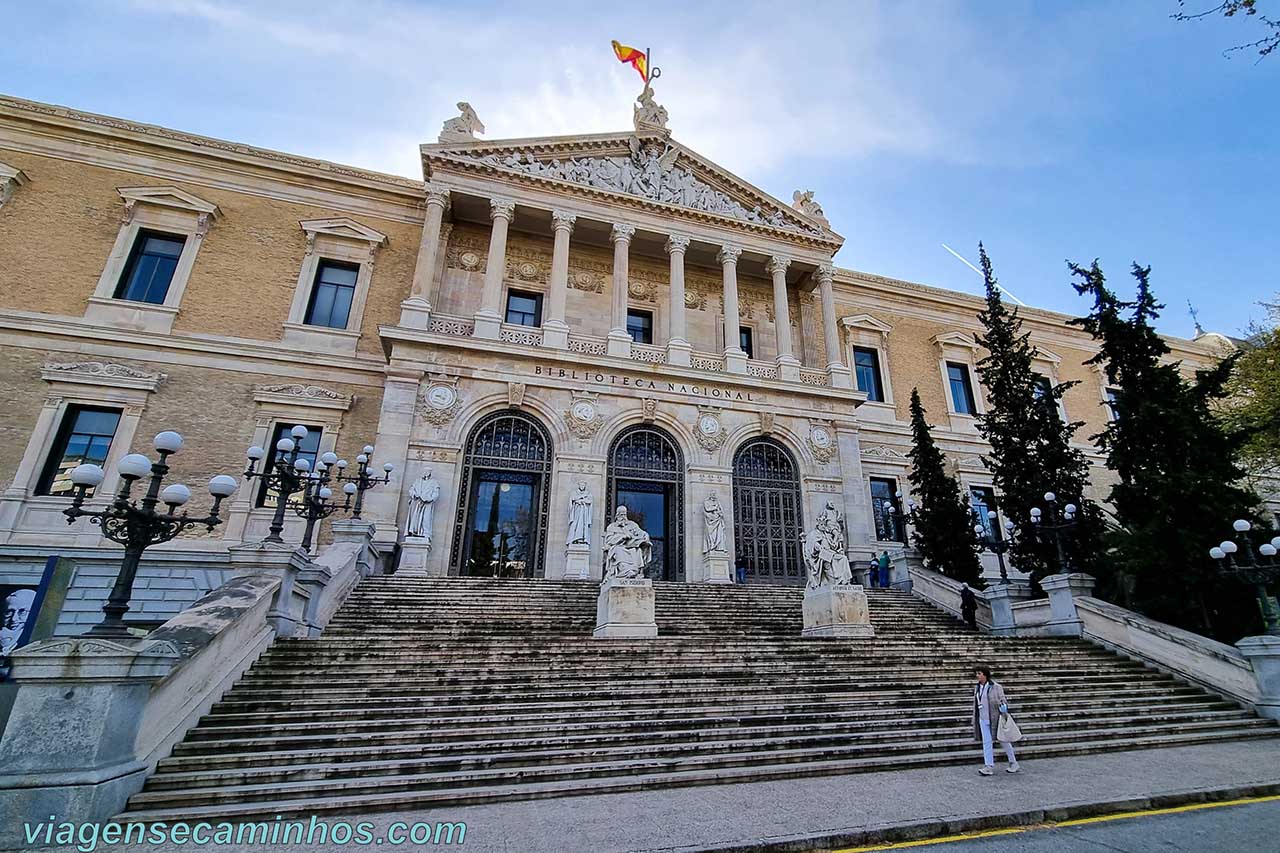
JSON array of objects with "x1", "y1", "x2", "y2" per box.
[
  {"x1": 1074, "y1": 596, "x2": 1261, "y2": 707},
  {"x1": 907, "y1": 565, "x2": 993, "y2": 631}
]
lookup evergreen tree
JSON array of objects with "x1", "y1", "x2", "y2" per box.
[
  {"x1": 973, "y1": 244, "x2": 1104, "y2": 587},
  {"x1": 1069, "y1": 260, "x2": 1260, "y2": 637},
  {"x1": 906, "y1": 387, "x2": 984, "y2": 586}
]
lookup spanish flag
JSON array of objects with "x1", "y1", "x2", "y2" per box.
[{"x1": 612, "y1": 40, "x2": 648, "y2": 83}]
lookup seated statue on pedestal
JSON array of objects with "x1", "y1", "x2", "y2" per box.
[
  {"x1": 603, "y1": 505, "x2": 653, "y2": 580},
  {"x1": 802, "y1": 501, "x2": 853, "y2": 588}
]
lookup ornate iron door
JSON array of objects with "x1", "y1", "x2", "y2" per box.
[
  {"x1": 732, "y1": 439, "x2": 804, "y2": 584},
  {"x1": 451, "y1": 410, "x2": 553, "y2": 577},
  {"x1": 607, "y1": 425, "x2": 685, "y2": 582}
]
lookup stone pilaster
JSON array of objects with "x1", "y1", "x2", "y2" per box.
[
  {"x1": 816, "y1": 264, "x2": 852, "y2": 388},
  {"x1": 718, "y1": 244, "x2": 747, "y2": 374},
  {"x1": 360, "y1": 366, "x2": 424, "y2": 548},
  {"x1": 399, "y1": 183, "x2": 450, "y2": 329},
  {"x1": 665, "y1": 234, "x2": 692, "y2": 367},
  {"x1": 542, "y1": 210, "x2": 576, "y2": 349},
  {"x1": 767, "y1": 254, "x2": 800, "y2": 382},
  {"x1": 472, "y1": 197, "x2": 515, "y2": 340},
  {"x1": 607, "y1": 223, "x2": 635, "y2": 358}
]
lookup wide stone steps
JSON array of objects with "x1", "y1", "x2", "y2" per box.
[{"x1": 123, "y1": 576, "x2": 1280, "y2": 821}]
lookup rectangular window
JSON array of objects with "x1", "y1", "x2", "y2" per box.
[
  {"x1": 36, "y1": 406, "x2": 122, "y2": 497},
  {"x1": 1105, "y1": 387, "x2": 1121, "y2": 421},
  {"x1": 947, "y1": 362, "x2": 978, "y2": 415},
  {"x1": 626, "y1": 309, "x2": 653, "y2": 344},
  {"x1": 504, "y1": 290, "x2": 543, "y2": 327},
  {"x1": 870, "y1": 477, "x2": 905, "y2": 543},
  {"x1": 853, "y1": 347, "x2": 885, "y2": 402},
  {"x1": 256, "y1": 422, "x2": 322, "y2": 508},
  {"x1": 739, "y1": 327, "x2": 754, "y2": 359},
  {"x1": 114, "y1": 231, "x2": 186, "y2": 304},
  {"x1": 303, "y1": 260, "x2": 359, "y2": 329},
  {"x1": 1032, "y1": 373, "x2": 1053, "y2": 401},
  {"x1": 970, "y1": 486, "x2": 1001, "y2": 541}
]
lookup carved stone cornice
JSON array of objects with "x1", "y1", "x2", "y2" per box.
[
  {"x1": 0, "y1": 162, "x2": 30, "y2": 210},
  {"x1": 41, "y1": 360, "x2": 166, "y2": 392},
  {"x1": 253, "y1": 383, "x2": 353, "y2": 411}
]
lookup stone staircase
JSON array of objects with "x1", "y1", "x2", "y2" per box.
[{"x1": 121, "y1": 577, "x2": 1280, "y2": 821}]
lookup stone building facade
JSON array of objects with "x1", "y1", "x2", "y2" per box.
[{"x1": 0, "y1": 94, "x2": 1250, "y2": 624}]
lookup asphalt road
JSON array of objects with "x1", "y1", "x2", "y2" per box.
[{"x1": 874, "y1": 798, "x2": 1280, "y2": 852}]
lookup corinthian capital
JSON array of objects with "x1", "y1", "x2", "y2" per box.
[
  {"x1": 489, "y1": 197, "x2": 516, "y2": 221},
  {"x1": 551, "y1": 210, "x2": 578, "y2": 232},
  {"x1": 424, "y1": 183, "x2": 452, "y2": 209},
  {"x1": 716, "y1": 245, "x2": 742, "y2": 266},
  {"x1": 665, "y1": 234, "x2": 691, "y2": 255},
  {"x1": 815, "y1": 263, "x2": 835, "y2": 285},
  {"x1": 610, "y1": 223, "x2": 637, "y2": 244},
  {"x1": 766, "y1": 255, "x2": 792, "y2": 277}
]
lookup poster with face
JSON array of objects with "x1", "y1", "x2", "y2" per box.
[{"x1": 1, "y1": 584, "x2": 38, "y2": 656}]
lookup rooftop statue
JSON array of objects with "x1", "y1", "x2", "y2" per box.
[
  {"x1": 792, "y1": 190, "x2": 829, "y2": 226},
  {"x1": 439, "y1": 102, "x2": 485, "y2": 143},
  {"x1": 633, "y1": 82, "x2": 669, "y2": 133}
]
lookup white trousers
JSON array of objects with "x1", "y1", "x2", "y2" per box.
[{"x1": 980, "y1": 718, "x2": 1017, "y2": 766}]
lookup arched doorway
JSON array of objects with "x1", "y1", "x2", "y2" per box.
[
  {"x1": 732, "y1": 438, "x2": 805, "y2": 585},
  {"x1": 607, "y1": 425, "x2": 685, "y2": 582},
  {"x1": 450, "y1": 410, "x2": 553, "y2": 578}
]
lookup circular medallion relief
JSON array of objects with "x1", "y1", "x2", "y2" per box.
[
  {"x1": 571, "y1": 401, "x2": 596, "y2": 422},
  {"x1": 698, "y1": 414, "x2": 722, "y2": 436},
  {"x1": 810, "y1": 425, "x2": 832, "y2": 448},
  {"x1": 426, "y1": 385, "x2": 457, "y2": 410},
  {"x1": 517, "y1": 261, "x2": 539, "y2": 279},
  {"x1": 459, "y1": 251, "x2": 481, "y2": 270}
]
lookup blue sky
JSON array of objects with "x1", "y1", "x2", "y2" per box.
[{"x1": 3, "y1": 0, "x2": 1275, "y2": 337}]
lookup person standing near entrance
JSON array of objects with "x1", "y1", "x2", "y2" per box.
[
  {"x1": 867, "y1": 557, "x2": 879, "y2": 588},
  {"x1": 877, "y1": 550, "x2": 891, "y2": 588},
  {"x1": 973, "y1": 665, "x2": 1019, "y2": 775}
]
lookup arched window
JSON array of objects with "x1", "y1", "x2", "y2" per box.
[
  {"x1": 607, "y1": 425, "x2": 686, "y2": 582},
  {"x1": 732, "y1": 438, "x2": 805, "y2": 584},
  {"x1": 450, "y1": 410, "x2": 553, "y2": 577}
]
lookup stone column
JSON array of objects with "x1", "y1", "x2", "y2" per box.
[
  {"x1": 542, "y1": 210, "x2": 576, "y2": 349},
  {"x1": 472, "y1": 197, "x2": 515, "y2": 340},
  {"x1": 665, "y1": 234, "x2": 692, "y2": 366},
  {"x1": 607, "y1": 223, "x2": 636, "y2": 358},
  {"x1": 399, "y1": 184, "x2": 450, "y2": 329},
  {"x1": 816, "y1": 264, "x2": 852, "y2": 388},
  {"x1": 718, "y1": 245, "x2": 747, "y2": 374},
  {"x1": 359, "y1": 365, "x2": 424, "y2": 551},
  {"x1": 767, "y1": 255, "x2": 800, "y2": 382}
]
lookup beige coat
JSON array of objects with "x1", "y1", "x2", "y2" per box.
[{"x1": 972, "y1": 680, "x2": 1008, "y2": 741}]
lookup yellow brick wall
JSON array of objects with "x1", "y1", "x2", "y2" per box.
[{"x1": 0, "y1": 151, "x2": 422, "y2": 357}]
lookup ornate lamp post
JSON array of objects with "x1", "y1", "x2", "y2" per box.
[
  {"x1": 1210, "y1": 520, "x2": 1280, "y2": 637},
  {"x1": 332, "y1": 445, "x2": 392, "y2": 520},
  {"x1": 1028, "y1": 491, "x2": 1078, "y2": 575},
  {"x1": 294, "y1": 451, "x2": 358, "y2": 552},
  {"x1": 62, "y1": 431, "x2": 238, "y2": 638},
  {"x1": 242, "y1": 425, "x2": 313, "y2": 544},
  {"x1": 973, "y1": 512, "x2": 1018, "y2": 584}
]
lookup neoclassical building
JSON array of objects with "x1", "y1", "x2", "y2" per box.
[{"x1": 0, "y1": 93, "x2": 1248, "y2": 624}]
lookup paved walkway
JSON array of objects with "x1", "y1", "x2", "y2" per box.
[{"x1": 7, "y1": 740, "x2": 1280, "y2": 853}]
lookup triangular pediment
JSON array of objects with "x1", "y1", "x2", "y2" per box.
[
  {"x1": 300, "y1": 217, "x2": 388, "y2": 246},
  {"x1": 841, "y1": 313, "x2": 894, "y2": 335},
  {"x1": 422, "y1": 131, "x2": 841, "y2": 245},
  {"x1": 118, "y1": 186, "x2": 220, "y2": 217},
  {"x1": 933, "y1": 331, "x2": 980, "y2": 351}
]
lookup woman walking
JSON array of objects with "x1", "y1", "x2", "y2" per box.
[{"x1": 973, "y1": 665, "x2": 1019, "y2": 775}]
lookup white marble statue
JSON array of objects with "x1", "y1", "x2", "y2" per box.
[
  {"x1": 633, "y1": 82, "x2": 669, "y2": 133},
  {"x1": 801, "y1": 500, "x2": 853, "y2": 588},
  {"x1": 567, "y1": 480, "x2": 593, "y2": 546},
  {"x1": 439, "y1": 102, "x2": 485, "y2": 143},
  {"x1": 404, "y1": 469, "x2": 441, "y2": 541},
  {"x1": 603, "y1": 505, "x2": 653, "y2": 580},
  {"x1": 702, "y1": 492, "x2": 726, "y2": 554},
  {"x1": 791, "y1": 189, "x2": 829, "y2": 225}
]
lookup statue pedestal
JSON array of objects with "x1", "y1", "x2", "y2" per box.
[
  {"x1": 564, "y1": 543, "x2": 591, "y2": 581},
  {"x1": 802, "y1": 584, "x2": 875, "y2": 638},
  {"x1": 397, "y1": 537, "x2": 435, "y2": 576},
  {"x1": 593, "y1": 578, "x2": 658, "y2": 639},
  {"x1": 703, "y1": 551, "x2": 732, "y2": 584}
]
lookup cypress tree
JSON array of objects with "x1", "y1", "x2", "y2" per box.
[
  {"x1": 1069, "y1": 260, "x2": 1260, "y2": 637},
  {"x1": 973, "y1": 244, "x2": 1104, "y2": 587},
  {"x1": 906, "y1": 387, "x2": 985, "y2": 586}
]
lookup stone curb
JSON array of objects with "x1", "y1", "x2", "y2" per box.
[{"x1": 679, "y1": 781, "x2": 1280, "y2": 853}]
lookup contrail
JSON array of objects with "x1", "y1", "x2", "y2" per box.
[{"x1": 941, "y1": 243, "x2": 1027, "y2": 306}]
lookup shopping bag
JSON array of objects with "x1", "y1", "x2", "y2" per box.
[{"x1": 996, "y1": 713, "x2": 1023, "y2": 743}]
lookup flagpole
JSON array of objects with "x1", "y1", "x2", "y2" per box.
[{"x1": 645, "y1": 48, "x2": 651, "y2": 84}]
